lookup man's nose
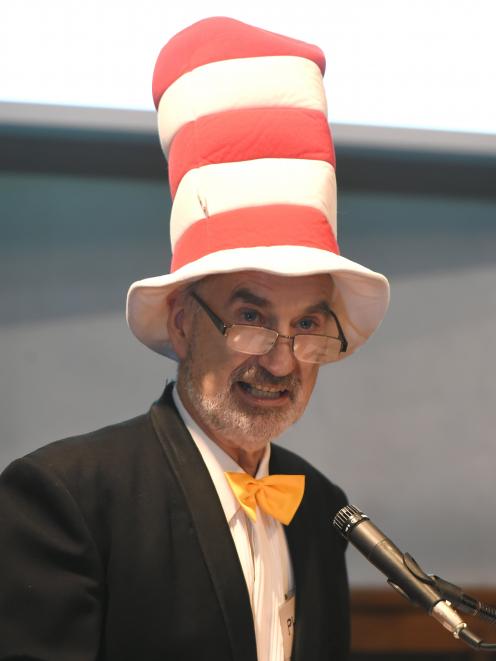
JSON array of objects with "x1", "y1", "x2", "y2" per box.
[{"x1": 256, "y1": 334, "x2": 296, "y2": 376}]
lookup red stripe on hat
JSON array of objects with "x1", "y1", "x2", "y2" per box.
[
  {"x1": 153, "y1": 17, "x2": 326, "y2": 108},
  {"x1": 171, "y1": 205, "x2": 339, "y2": 272},
  {"x1": 168, "y1": 107, "x2": 335, "y2": 198}
]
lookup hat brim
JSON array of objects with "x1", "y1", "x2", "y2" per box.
[{"x1": 126, "y1": 245, "x2": 390, "y2": 361}]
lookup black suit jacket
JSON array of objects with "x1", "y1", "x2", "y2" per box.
[{"x1": 0, "y1": 385, "x2": 349, "y2": 660}]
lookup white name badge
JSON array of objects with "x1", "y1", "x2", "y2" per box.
[{"x1": 279, "y1": 592, "x2": 296, "y2": 661}]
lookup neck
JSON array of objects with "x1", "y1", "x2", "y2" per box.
[
  {"x1": 176, "y1": 382, "x2": 267, "y2": 476},
  {"x1": 211, "y1": 438, "x2": 265, "y2": 476}
]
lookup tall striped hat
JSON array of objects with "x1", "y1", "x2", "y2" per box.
[{"x1": 126, "y1": 17, "x2": 390, "y2": 360}]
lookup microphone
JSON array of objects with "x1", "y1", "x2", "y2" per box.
[{"x1": 332, "y1": 505, "x2": 467, "y2": 637}]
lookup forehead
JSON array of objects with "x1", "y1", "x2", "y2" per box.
[{"x1": 197, "y1": 270, "x2": 334, "y2": 309}]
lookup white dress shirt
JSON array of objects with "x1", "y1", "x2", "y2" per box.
[{"x1": 172, "y1": 386, "x2": 295, "y2": 661}]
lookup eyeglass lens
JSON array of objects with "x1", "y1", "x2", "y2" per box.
[
  {"x1": 226, "y1": 326, "x2": 341, "y2": 364},
  {"x1": 293, "y1": 334, "x2": 340, "y2": 363},
  {"x1": 227, "y1": 325, "x2": 276, "y2": 354}
]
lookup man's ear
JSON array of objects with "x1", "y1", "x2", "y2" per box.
[{"x1": 166, "y1": 292, "x2": 189, "y2": 361}]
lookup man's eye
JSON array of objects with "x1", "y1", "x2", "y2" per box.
[
  {"x1": 297, "y1": 318, "x2": 317, "y2": 331},
  {"x1": 240, "y1": 309, "x2": 260, "y2": 324}
]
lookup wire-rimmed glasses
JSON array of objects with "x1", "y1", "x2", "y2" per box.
[{"x1": 190, "y1": 291, "x2": 348, "y2": 364}]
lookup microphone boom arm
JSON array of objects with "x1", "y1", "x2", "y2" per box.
[{"x1": 432, "y1": 575, "x2": 496, "y2": 626}]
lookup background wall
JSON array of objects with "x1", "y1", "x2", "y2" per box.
[{"x1": 1, "y1": 124, "x2": 495, "y2": 587}]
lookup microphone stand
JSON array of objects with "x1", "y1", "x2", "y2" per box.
[
  {"x1": 377, "y1": 560, "x2": 496, "y2": 651},
  {"x1": 405, "y1": 565, "x2": 496, "y2": 648},
  {"x1": 431, "y1": 576, "x2": 496, "y2": 626},
  {"x1": 430, "y1": 575, "x2": 496, "y2": 651},
  {"x1": 385, "y1": 554, "x2": 496, "y2": 650}
]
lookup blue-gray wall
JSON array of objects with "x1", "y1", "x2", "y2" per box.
[{"x1": 1, "y1": 139, "x2": 495, "y2": 587}]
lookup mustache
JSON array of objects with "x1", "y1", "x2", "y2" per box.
[{"x1": 232, "y1": 363, "x2": 300, "y2": 391}]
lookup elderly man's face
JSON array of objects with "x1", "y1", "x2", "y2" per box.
[{"x1": 170, "y1": 271, "x2": 335, "y2": 456}]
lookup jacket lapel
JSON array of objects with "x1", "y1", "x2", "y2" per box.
[
  {"x1": 270, "y1": 445, "x2": 350, "y2": 661},
  {"x1": 284, "y1": 513, "x2": 317, "y2": 661},
  {"x1": 270, "y1": 447, "x2": 322, "y2": 661},
  {"x1": 150, "y1": 384, "x2": 257, "y2": 661}
]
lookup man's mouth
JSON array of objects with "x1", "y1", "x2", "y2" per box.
[{"x1": 238, "y1": 381, "x2": 289, "y2": 400}]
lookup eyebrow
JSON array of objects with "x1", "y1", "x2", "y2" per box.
[
  {"x1": 304, "y1": 301, "x2": 334, "y2": 318},
  {"x1": 228, "y1": 289, "x2": 333, "y2": 317},
  {"x1": 228, "y1": 288, "x2": 270, "y2": 308}
]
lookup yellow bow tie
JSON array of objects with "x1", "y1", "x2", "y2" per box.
[{"x1": 225, "y1": 472, "x2": 305, "y2": 525}]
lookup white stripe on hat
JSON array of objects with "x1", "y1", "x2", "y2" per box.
[
  {"x1": 169, "y1": 158, "x2": 337, "y2": 249},
  {"x1": 158, "y1": 56, "x2": 327, "y2": 155}
]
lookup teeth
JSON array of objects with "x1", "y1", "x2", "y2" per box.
[
  {"x1": 244, "y1": 384, "x2": 284, "y2": 399},
  {"x1": 252, "y1": 385, "x2": 280, "y2": 393}
]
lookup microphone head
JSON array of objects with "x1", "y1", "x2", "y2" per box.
[{"x1": 333, "y1": 504, "x2": 369, "y2": 538}]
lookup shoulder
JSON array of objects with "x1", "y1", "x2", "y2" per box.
[
  {"x1": 0, "y1": 406, "x2": 178, "y2": 563},
  {"x1": 24, "y1": 411, "x2": 156, "y2": 472},
  {"x1": 14, "y1": 383, "x2": 180, "y2": 482},
  {"x1": 1, "y1": 410, "x2": 155, "y2": 503},
  {"x1": 0, "y1": 412, "x2": 157, "y2": 498},
  {"x1": 0, "y1": 405, "x2": 176, "y2": 521}
]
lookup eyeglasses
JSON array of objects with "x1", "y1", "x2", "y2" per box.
[{"x1": 190, "y1": 291, "x2": 348, "y2": 364}]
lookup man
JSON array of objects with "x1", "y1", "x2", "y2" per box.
[{"x1": 0, "y1": 17, "x2": 389, "y2": 661}]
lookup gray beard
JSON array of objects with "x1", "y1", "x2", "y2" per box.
[{"x1": 178, "y1": 351, "x2": 303, "y2": 449}]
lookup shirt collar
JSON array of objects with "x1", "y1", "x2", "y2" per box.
[{"x1": 172, "y1": 384, "x2": 271, "y2": 524}]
